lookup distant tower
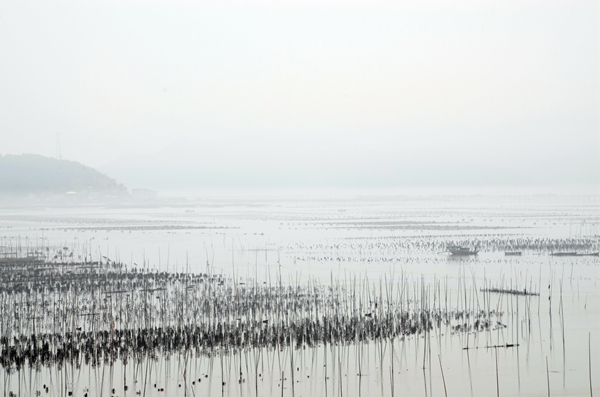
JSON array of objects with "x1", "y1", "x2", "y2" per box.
[{"x1": 56, "y1": 133, "x2": 62, "y2": 159}]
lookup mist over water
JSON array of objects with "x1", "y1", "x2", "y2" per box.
[{"x1": 2, "y1": 1, "x2": 598, "y2": 190}]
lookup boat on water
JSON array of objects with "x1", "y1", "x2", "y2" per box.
[
  {"x1": 447, "y1": 245, "x2": 478, "y2": 255},
  {"x1": 551, "y1": 252, "x2": 599, "y2": 257},
  {"x1": 505, "y1": 251, "x2": 522, "y2": 256}
]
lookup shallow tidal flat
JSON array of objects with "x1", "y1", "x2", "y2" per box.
[{"x1": 1, "y1": 192, "x2": 599, "y2": 396}]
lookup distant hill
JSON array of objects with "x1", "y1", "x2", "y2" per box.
[{"x1": 0, "y1": 154, "x2": 127, "y2": 194}]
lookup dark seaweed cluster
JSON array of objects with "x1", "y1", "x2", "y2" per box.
[{"x1": 0, "y1": 258, "x2": 504, "y2": 371}]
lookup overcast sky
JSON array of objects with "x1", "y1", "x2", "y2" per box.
[{"x1": 1, "y1": 0, "x2": 598, "y2": 189}]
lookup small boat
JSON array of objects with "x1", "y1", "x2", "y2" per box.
[
  {"x1": 447, "y1": 246, "x2": 478, "y2": 255},
  {"x1": 551, "y1": 252, "x2": 599, "y2": 257},
  {"x1": 505, "y1": 251, "x2": 522, "y2": 256}
]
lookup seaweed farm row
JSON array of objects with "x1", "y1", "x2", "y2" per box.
[
  {"x1": 1, "y1": 236, "x2": 598, "y2": 274},
  {"x1": 0, "y1": 257, "x2": 516, "y2": 366},
  {"x1": 0, "y1": 255, "x2": 551, "y2": 397},
  {"x1": 287, "y1": 236, "x2": 600, "y2": 256}
]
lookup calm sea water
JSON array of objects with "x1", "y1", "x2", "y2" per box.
[{"x1": 1, "y1": 186, "x2": 599, "y2": 396}]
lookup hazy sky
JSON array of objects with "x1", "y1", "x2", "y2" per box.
[{"x1": 1, "y1": 0, "x2": 598, "y2": 189}]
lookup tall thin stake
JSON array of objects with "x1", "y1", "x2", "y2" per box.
[
  {"x1": 590, "y1": 333, "x2": 593, "y2": 397},
  {"x1": 438, "y1": 355, "x2": 447, "y2": 397}
]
